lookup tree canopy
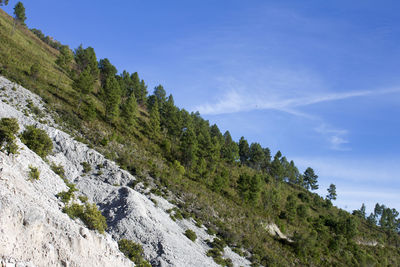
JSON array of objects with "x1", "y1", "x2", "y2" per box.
[{"x1": 13, "y1": 1, "x2": 26, "y2": 25}]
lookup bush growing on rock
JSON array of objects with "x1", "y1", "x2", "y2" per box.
[
  {"x1": 50, "y1": 162, "x2": 65, "y2": 178},
  {"x1": 184, "y1": 229, "x2": 197, "y2": 242},
  {"x1": 63, "y1": 202, "x2": 107, "y2": 234},
  {"x1": 28, "y1": 165, "x2": 40, "y2": 181},
  {"x1": 81, "y1": 161, "x2": 91, "y2": 173},
  {"x1": 20, "y1": 125, "x2": 53, "y2": 158},
  {"x1": 118, "y1": 239, "x2": 152, "y2": 267},
  {"x1": 0, "y1": 117, "x2": 19, "y2": 155}
]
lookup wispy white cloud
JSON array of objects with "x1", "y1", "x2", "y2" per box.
[
  {"x1": 195, "y1": 84, "x2": 400, "y2": 116},
  {"x1": 315, "y1": 124, "x2": 350, "y2": 151}
]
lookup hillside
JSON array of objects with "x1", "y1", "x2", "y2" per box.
[{"x1": 1, "y1": 5, "x2": 400, "y2": 267}]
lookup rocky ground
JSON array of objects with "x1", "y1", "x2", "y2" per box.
[{"x1": 0, "y1": 76, "x2": 251, "y2": 266}]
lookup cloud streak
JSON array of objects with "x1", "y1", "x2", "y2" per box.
[{"x1": 195, "y1": 86, "x2": 400, "y2": 116}]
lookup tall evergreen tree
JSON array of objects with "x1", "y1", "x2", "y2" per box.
[
  {"x1": 147, "y1": 99, "x2": 161, "y2": 139},
  {"x1": 13, "y1": 1, "x2": 26, "y2": 25},
  {"x1": 74, "y1": 45, "x2": 99, "y2": 80},
  {"x1": 270, "y1": 151, "x2": 284, "y2": 181},
  {"x1": 287, "y1": 160, "x2": 300, "y2": 184},
  {"x1": 153, "y1": 85, "x2": 167, "y2": 106},
  {"x1": 249, "y1": 142, "x2": 265, "y2": 170},
  {"x1": 138, "y1": 80, "x2": 148, "y2": 105},
  {"x1": 98, "y1": 58, "x2": 117, "y2": 86},
  {"x1": 104, "y1": 76, "x2": 121, "y2": 123},
  {"x1": 180, "y1": 125, "x2": 198, "y2": 168},
  {"x1": 326, "y1": 184, "x2": 337, "y2": 201},
  {"x1": 221, "y1": 131, "x2": 239, "y2": 163},
  {"x1": 238, "y1": 136, "x2": 250, "y2": 165},
  {"x1": 122, "y1": 91, "x2": 137, "y2": 127},
  {"x1": 56, "y1": 45, "x2": 73, "y2": 72},
  {"x1": 303, "y1": 167, "x2": 318, "y2": 190}
]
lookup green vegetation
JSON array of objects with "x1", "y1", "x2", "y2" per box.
[
  {"x1": 184, "y1": 229, "x2": 197, "y2": 242},
  {"x1": 0, "y1": 117, "x2": 19, "y2": 155},
  {"x1": 80, "y1": 161, "x2": 91, "y2": 173},
  {"x1": 20, "y1": 125, "x2": 53, "y2": 158},
  {"x1": 118, "y1": 239, "x2": 152, "y2": 267},
  {"x1": 0, "y1": 8, "x2": 399, "y2": 266},
  {"x1": 13, "y1": 2, "x2": 26, "y2": 26},
  {"x1": 63, "y1": 202, "x2": 107, "y2": 234},
  {"x1": 50, "y1": 162, "x2": 65, "y2": 178},
  {"x1": 28, "y1": 165, "x2": 39, "y2": 180},
  {"x1": 56, "y1": 183, "x2": 77, "y2": 204}
]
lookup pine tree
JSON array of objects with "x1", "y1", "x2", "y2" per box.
[
  {"x1": 287, "y1": 160, "x2": 300, "y2": 184},
  {"x1": 270, "y1": 151, "x2": 284, "y2": 181},
  {"x1": 303, "y1": 167, "x2": 318, "y2": 190},
  {"x1": 74, "y1": 45, "x2": 99, "y2": 81},
  {"x1": 122, "y1": 92, "x2": 137, "y2": 127},
  {"x1": 238, "y1": 136, "x2": 250, "y2": 165},
  {"x1": 249, "y1": 142, "x2": 264, "y2": 170},
  {"x1": 147, "y1": 99, "x2": 161, "y2": 139},
  {"x1": 104, "y1": 76, "x2": 121, "y2": 123},
  {"x1": 99, "y1": 58, "x2": 117, "y2": 86},
  {"x1": 14, "y1": 2, "x2": 26, "y2": 26},
  {"x1": 153, "y1": 85, "x2": 167, "y2": 106},
  {"x1": 326, "y1": 184, "x2": 337, "y2": 201},
  {"x1": 73, "y1": 68, "x2": 93, "y2": 95},
  {"x1": 180, "y1": 125, "x2": 198, "y2": 168},
  {"x1": 138, "y1": 80, "x2": 148, "y2": 105},
  {"x1": 56, "y1": 45, "x2": 73, "y2": 72},
  {"x1": 221, "y1": 131, "x2": 239, "y2": 163}
]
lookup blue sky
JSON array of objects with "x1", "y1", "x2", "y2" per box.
[{"x1": 3, "y1": 1, "x2": 400, "y2": 213}]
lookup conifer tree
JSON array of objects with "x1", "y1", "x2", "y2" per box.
[
  {"x1": 221, "y1": 131, "x2": 239, "y2": 163},
  {"x1": 147, "y1": 99, "x2": 161, "y2": 139},
  {"x1": 73, "y1": 68, "x2": 93, "y2": 95},
  {"x1": 249, "y1": 142, "x2": 264, "y2": 170},
  {"x1": 153, "y1": 85, "x2": 167, "y2": 106},
  {"x1": 138, "y1": 80, "x2": 148, "y2": 105},
  {"x1": 303, "y1": 167, "x2": 318, "y2": 190},
  {"x1": 56, "y1": 45, "x2": 73, "y2": 72},
  {"x1": 122, "y1": 92, "x2": 137, "y2": 127},
  {"x1": 99, "y1": 58, "x2": 117, "y2": 86},
  {"x1": 14, "y1": 2, "x2": 26, "y2": 26},
  {"x1": 287, "y1": 160, "x2": 299, "y2": 184},
  {"x1": 160, "y1": 95, "x2": 179, "y2": 137},
  {"x1": 104, "y1": 76, "x2": 121, "y2": 123},
  {"x1": 238, "y1": 136, "x2": 250, "y2": 165},
  {"x1": 270, "y1": 151, "x2": 284, "y2": 181},
  {"x1": 326, "y1": 184, "x2": 337, "y2": 201},
  {"x1": 74, "y1": 45, "x2": 99, "y2": 80},
  {"x1": 180, "y1": 126, "x2": 198, "y2": 168}
]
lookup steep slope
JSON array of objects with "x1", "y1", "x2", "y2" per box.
[{"x1": 0, "y1": 76, "x2": 250, "y2": 266}]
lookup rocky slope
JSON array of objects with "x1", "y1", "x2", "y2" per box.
[{"x1": 0, "y1": 76, "x2": 250, "y2": 266}]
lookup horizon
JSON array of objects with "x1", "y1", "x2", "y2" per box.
[{"x1": 2, "y1": 1, "x2": 399, "y2": 214}]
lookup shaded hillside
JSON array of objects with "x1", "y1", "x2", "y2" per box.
[{"x1": 1, "y1": 5, "x2": 399, "y2": 266}]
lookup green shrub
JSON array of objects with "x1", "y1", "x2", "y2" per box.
[
  {"x1": 50, "y1": 162, "x2": 65, "y2": 178},
  {"x1": 81, "y1": 161, "x2": 92, "y2": 173},
  {"x1": 63, "y1": 203, "x2": 84, "y2": 218},
  {"x1": 184, "y1": 229, "x2": 197, "y2": 242},
  {"x1": 118, "y1": 239, "x2": 152, "y2": 267},
  {"x1": 78, "y1": 195, "x2": 88, "y2": 203},
  {"x1": 28, "y1": 165, "x2": 40, "y2": 181},
  {"x1": 63, "y1": 203, "x2": 107, "y2": 234},
  {"x1": 0, "y1": 117, "x2": 19, "y2": 155},
  {"x1": 57, "y1": 184, "x2": 78, "y2": 204},
  {"x1": 21, "y1": 125, "x2": 53, "y2": 158}
]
